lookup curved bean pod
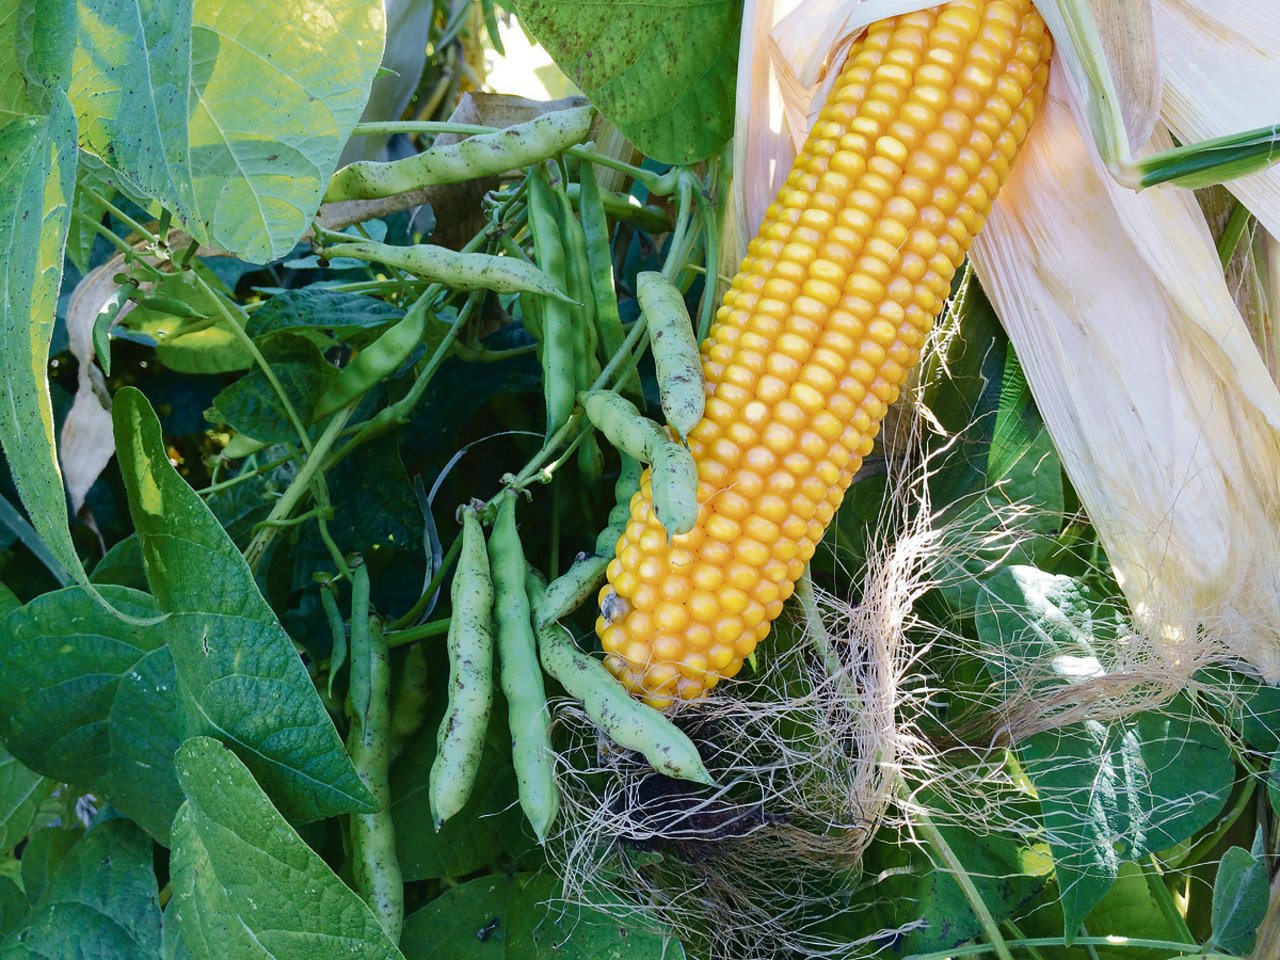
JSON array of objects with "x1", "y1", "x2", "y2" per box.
[
  {"x1": 536, "y1": 552, "x2": 609, "y2": 629},
  {"x1": 535, "y1": 619, "x2": 712, "y2": 785},
  {"x1": 649, "y1": 441, "x2": 699, "y2": 539},
  {"x1": 325, "y1": 105, "x2": 594, "y2": 201},
  {"x1": 320, "y1": 239, "x2": 573, "y2": 301},
  {"x1": 580, "y1": 390, "x2": 667, "y2": 463},
  {"x1": 316, "y1": 292, "x2": 429, "y2": 418},
  {"x1": 345, "y1": 563, "x2": 403, "y2": 941},
  {"x1": 638, "y1": 271, "x2": 704, "y2": 442}
]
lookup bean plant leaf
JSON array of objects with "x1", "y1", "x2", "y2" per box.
[
  {"x1": 113, "y1": 387, "x2": 376, "y2": 822},
  {"x1": 981, "y1": 569, "x2": 1233, "y2": 936},
  {"x1": 166, "y1": 737, "x2": 405, "y2": 960},
  {"x1": 246, "y1": 288, "x2": 404, "y2": 339},
  {"x1": 1271, "y1": 752, "x2": 1280, "y2": 818},
  {"x1": 0, "y1": 0, "x2": 36, "y2": 123},
  {"x1": 69, "y1": 0, "x2": 386, "y2": 262},
  {"x1": 18, "y1": 828, "x2": 78, "y2": 910},
  {"x1": 0, "y1": 746, "x2": 52, "y2": 856},
  {"x1": 0, "y1": 584, "x2": 183, "y2": 843},
  {"x1": 0, "y1": 877, "x2": 25, "y2": 941},
  {"x1": 0, "y1": 93, "x2": 82, "y2": 590},
  {"x1": 0, "y1": 819, "x2": 162, "y2": 960},
  {"x1": 400, "y1": 871, "x2": 680, "y2": 959},
  {"x1": 1020, "y1": 700, "x2": 1233, "y2": 937},
  {"x1": 1209, "y1": 833, "x2": 1267, "y2": 957},
  {"x1": 207, "y1": 335, "x2": 335, "y2": 443},
  {"x1": 514, "y1": 0, "x2": 739, "y2": 164}
]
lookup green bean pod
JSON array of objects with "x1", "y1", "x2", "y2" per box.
[
  {"x1": 320, "y1": 239, "x2": 572, "y2": 301},
  {"x1": 316, "y1": 293, "x2": 430, "y2": 418},
  {"x1": 637, "y1": 271, "x2": 705, "y2": 441},
  {"x1": 580, "y1": 390, "x2": 667, "y2": 463},
  {"x1": 326, "y1": 105, "x2": 594, "y2": 201},
  {"x1": 535, "y1": 620, "x2": 712, "y2": 785},
  {"x1": 554, "y1": 186, "x2": 605, "y2": 484},
  {"x1": 488, "y1": 492, "x2": 560, "y2": 842},
  {"x1": 595, "y1": 454, "x2": 643, "y2": 556},
  {"x1": 650, "y1": 440, "x2": 699, "y2": 539},
  {"x1": 389, "y1": 643, "x2": 429, "y2": 763},
  {"x1": 536, "y1": 552, "x2": 609, "y2": 628},
  {"x1": 527, "y1": 168, "x2": 576, "y2": 439},
  {"x1": 345, "y1": 564, "x2": 403, "y2": 941},
  {"x1": 429, "y1": 505, "x2": 495, "y2": 829},
  {"x1": 567, "y1": 180, "x2": 671, "y2": 234},
  {"x1": 576, "y1": 164, "x2": 642, "y2": 401}
]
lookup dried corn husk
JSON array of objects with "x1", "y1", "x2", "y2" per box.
[
  {"x1": 972, "y1": 70, "x2": 1280, "y2": 680},
  {"x1": 1154, "y1": 0, "x2": 1280, "y2": 239}
]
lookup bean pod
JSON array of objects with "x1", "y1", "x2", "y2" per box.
[
  {"x1": 326, "y1": 105, "x2": 594, "y2": 201},
  {"x1": 527, "y1": 167, "x2": 577, "y2": 439},
  {"x1": 489, "y1": 491, "x2": 560, "y2": 842},
  {"x1": 316, "y1": 293, "x2": 430, "y2": 418},
  {"x1": 429, "y1": 504, "x2": 495, "y2": 829},
  {"x1": 535, "y1": 620, "x2": 712, "y2": 785},
  {"x1": 321, "y1": 239, "x2": 573, "y2": 300},
  {"x1": 638, "y1": 271, "x2": 705, "y2": 441}
]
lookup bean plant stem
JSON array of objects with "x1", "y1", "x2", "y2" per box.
[
  {"x1": 388, "y1": 532, "x2": 465, "y2": 631},
  {"x1": 909, "y1": 805, "x2": 1015, "y2": 960},
  {"x1": 385, "y1": 616, "x2": 452, "y2": 649},
  {"x1": 244, "y1": 407, "x2": 355, "y2": 570},
  {"x1": 903, "y1": 937, "x2": 1204, "y2": 960},
  {"x1": 79, "y1": 184, "x2": 157, "y2": 243}
]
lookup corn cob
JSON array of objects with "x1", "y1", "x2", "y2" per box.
[{"x1": 597, "y1": 0, "x2": 1053, "y2": 708}]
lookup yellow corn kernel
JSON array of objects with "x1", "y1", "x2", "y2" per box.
[{"x1": 598, "y1": 0, "x2": 1052, "y2": 705}]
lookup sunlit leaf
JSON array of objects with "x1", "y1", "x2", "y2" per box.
[{"x1": 515, "y1": 0, "x2": 739, "y2": 164}]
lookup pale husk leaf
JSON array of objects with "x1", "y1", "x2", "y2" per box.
[
  {"x1": 1089, "y1": 0, "x2": 1163, "y2": 150},
  {"x1": 1153, "y1": 0, "x2": 1280, "y2": 240},
  {"x1": 971, "y1": 69, "x2": 1280, "y2": 680}
]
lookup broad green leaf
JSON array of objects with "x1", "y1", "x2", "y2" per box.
[
  {"x1": 391, "y1": 699, "x2": 533, "y2": 882},
  {"x1": 0, "y1": 585, "x2": 183, "y2": 842},
  {"x1": 907, "y1": 823, "x2": 1051, "y2": 955},
  {"x1": 322, "y1": 434, "x2": 423, "y2": 554},
  {"x1": 167, "y1": 737, "x2": 404, "y2": 960},
  {"x1": 987, "y1": 348, "x2": 1062, "y2": 527},
  {"x1": 119, "y1": 266, "x2": 253, "y2": 374},
  {"x1": 246, "y1": 288, "x2": 403, "y2": 340},
  {"x1": 515, "y1": 0, "x2": 739, "y2": 164},
  {"x1": 1271, "y1": 752, "x2": 1280, "y2": 817},
  {"x1": 1, "y1": 0, "x2": 76, "y2": 121},
  {"x1": 0, "y1": 745, "x2": 53, "y2": 855},
  {"x1": 18, "y1": 828, "x2": 77, "y2": 909},
  {"x1": 1019, "y1": 696, "x2": 1233, "y2": 937},
  {"x1": 400, "y1": 871, "x2": 681, "y2": 959},
  {"x1": 70, "y1": 0, "x2": 386, "y2": 262},
  {"x1": 89, "y1": 533, "x2": 148, "y2": 590},
  {"x1": 0, "y1": 94, "x2": 83, "y2": 589},
  {"x1": 1209, "y1": 833, "x2": 1267, "y2": 956},
  {"x1": 1075, "y1": 861, "x2": 1185, "y2": 960},
  {"x1": 0, "y1": 820, "x2": 161, "y2": 960},
  {"x1": 975, "y1": 566, "x2": 1128, "y2": 701},
  {"x1": 0, "y1": 583, "x2": 16, "y2": 616},
  {"x1": 113, "y1": 387, "x2": 376, "y2": 822},
  {"x1": 0, "y1": 877, "x2": 24, "y2": 940},
  {"x1": 208, "y1": 335, "x2": 334, "y2": 443},
  {"x1": 0, "y1": 0, "x2": 35, "y2": 122}
]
